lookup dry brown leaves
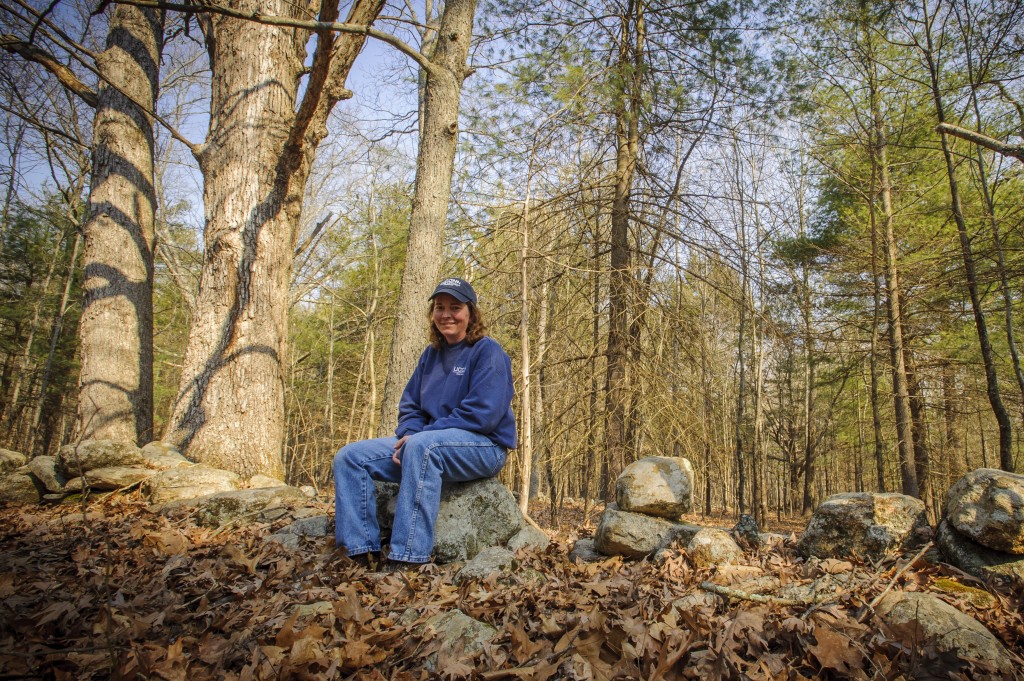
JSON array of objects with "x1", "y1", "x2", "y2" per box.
[{"x1": 2, "y1": 497, "x2": 1023, "y2": 680}]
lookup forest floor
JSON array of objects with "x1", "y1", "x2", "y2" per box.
[{"x1": 1, "y1": 494, "x2": 1022, "y2": 680}]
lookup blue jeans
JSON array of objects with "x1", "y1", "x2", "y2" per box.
[{"x1": 333, "y1": 428, "x2": 507, "y2": 563}]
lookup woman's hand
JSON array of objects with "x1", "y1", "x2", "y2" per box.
[{"x1": 392, "y1": 435, "x2": 410, "y2": 465}]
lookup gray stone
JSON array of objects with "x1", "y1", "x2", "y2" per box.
[
  {"x1": 615, "y1": 456, "x2": 693, "y2": 519},
  {"x1": 265, "y1": 533, "x2": 301, "y2": 550},
  {"x1": 28, "y1": 455, "x2": 67, "y2": 493},
  {"x1": 569, "y1": 538, "x2": 604, "y2": 563},
  {"x1": 140, "y1": 442, "x2": 191, "y2": 471},
  {"x1": 421, "y1": 609, "x2": 497, "y2": 673},
  {"x1": 63, "y1": 466, "x2": 155, "y2": 491},
  {"x1": 0, "y1": 449, "x2": 27, "y2": 475},
  {"x1": 155, "y1": 485, "x2": 310, "y2": 528},
  {"x1": 0, "y1": 472, "x2": 42, "y2": 505},
  {"x1": 375, "y1": 477, "x2": 524, "y2": 563},
  {"x1": 247, "y1": 474, "x2": 287, "y2": 489},
  {"x1": 143, "y1": 465, "x2": 242, "y2": 504},
  {"x1": 875, "y1": 591, "x2": 1014, "y2": 674},
  {"x1": 507, "y1": 524, "x2": 550, "y2": 553},
  {"x1": 946, "y1": 468, "x2": 1024, "y2": 554},
  {"x1": 688, "y1": 528, "x2": 744, "y2": 567},
  {"x1": 58, "y1": 440, "x2": 144, "y2": 476},
  {"x1": 797, "y1": 492, "x2": 929, "y2": 560},
  {"x1": 279, "y1": 515, "x2": 333, "y2": 537},
  {"x1": 935, "y1": 519, "x2": 1024, "y2": 586},
  {"x1": 594, "y1": 507, "x2": 701, "y2": 558},
  {"x1": 732, "y1": 514, "x2": 761, "y2": 549},
  {"x1": 455, "y1": 546, "x2": 516, "y2": 584}
]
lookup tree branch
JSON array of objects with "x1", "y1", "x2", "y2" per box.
[
  {"x1": 936, "y1": 122, "x2": 1024, "y2": 164},
  {"x1": 0, "y1": 35, "x2": 98, "y2": 108},
  {"x1": 109, "y1": 0, "x2": 437, "y2": 74}
]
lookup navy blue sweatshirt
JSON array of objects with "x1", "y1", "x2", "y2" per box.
[{"x1": 396, "y1": 336, "x2": 517, "y2": 450}]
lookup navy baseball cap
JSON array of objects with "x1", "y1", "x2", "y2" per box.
[{"x1": 429, "y1": 277, "x2": 477, "y2": 304}]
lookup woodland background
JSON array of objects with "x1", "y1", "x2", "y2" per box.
[{"x1": 1, "y1": 0, "x2": 1023, "y2": 526}]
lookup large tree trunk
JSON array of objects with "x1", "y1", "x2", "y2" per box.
[
  {"x1": 75, "y1": 4, "x2": 163, "y2": 445},
  {"x1": 603, "y1": 0, "x2": 644, "y2": 498},
  {"x1": 378, "y1": 0, "x2": 477, "y2": 434},
  {"x1": 167, "y1": 0, "x2": 383, "y2": 477}
]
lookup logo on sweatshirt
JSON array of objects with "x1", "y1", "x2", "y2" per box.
[{"x1": 453, "y1": 366, "x2": 466, "y2": 376}]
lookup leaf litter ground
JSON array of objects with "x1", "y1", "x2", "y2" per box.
[{"x1": 2, "y1": 496, "x2": 1023, "y2": 680}]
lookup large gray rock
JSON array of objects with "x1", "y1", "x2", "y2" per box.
[
  {"x1": 570, "y1": 538, "x2": 604, "y2": 563},
  {"x1": 594, "y1": 506, "x2": 701, "y2": 558},
  {"x1": 28, "y1": 455, "x2": 67, "y2": 493},
  {"x1": 0, "y1": 472, "x2": 42, "y2": 505},
  {"x1": 935, "y1": 519, "x2": 1024, "y2": 586},
  {"x1": 63, "y1": 466, "x2": 155, "y2": 492},
  {"x1": 156, "y1": 485, "x2": 309, "y2": 528},
  {"x1": 797, "y1": 492, "x2": 929, "y2": 560},
  {"x1": 58, "y1": 440, "x2": 143, "y2": 476},
  {"x1": 615, "y1": 456, "x2": 693, "y2": 519},
  {"x1": 688, "y1": 528, "x2": 744, "y2": 567},
  {"x1": 375, "y1": 477, "x2": 524, "y2": 563},
  {"x1": 875, "y1": 591, "x2": 1014, "y2": 674},
  {"x1": 0, "y1": 449, "x2": 27, "y2": 474},
  {"x1": 945, "y1": 468, "x2": 1024, "y2": 555},
  {"x1": 143, "y1": 465, "x2": 242, "y2": 503}
]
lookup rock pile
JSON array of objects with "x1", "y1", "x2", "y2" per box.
[
  {"x1": 935, "y1": 468, "x2": 1024, "y2": 585},
  {"x1": 579, "y1": 456, "x2": 744, "y2": 563},
  {"x1": 0, "y1": 439, "x2": 548, "y2": 566}
]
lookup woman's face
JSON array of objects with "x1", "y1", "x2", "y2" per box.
[{"x1": 432, "y1": 293, "x2": 470, "y2": 344}]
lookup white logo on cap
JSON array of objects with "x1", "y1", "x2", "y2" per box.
[{"x1": 441, "y1": 278, "x2": 462, "y2": 287}]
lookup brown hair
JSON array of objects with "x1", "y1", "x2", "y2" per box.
[{"x1": 427, "y1": 300, "x2": 489, "y2": 349}]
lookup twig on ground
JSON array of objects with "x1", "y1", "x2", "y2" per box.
[{"x1": 868, "y1": 541, "x2": 933, "y2": 609}]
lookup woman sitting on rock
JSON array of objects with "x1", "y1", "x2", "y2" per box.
[{"x1": 333, "y1": 277, "x2": 516, "y2": 571}]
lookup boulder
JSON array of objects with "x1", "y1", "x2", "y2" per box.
[
  {"x1": 0, "y1": 473, "x2": 43, "y2": 505},
  {"x1": 278, "y1": 514, "x2": 333, "y2": 537},
  {"x1": 507, "y1": 524, "x2": 550, "y2": 553},
  {"x1": 945, "y1": 468, "x2": 1024, "y2": 554},
  {"x1": 688, "y1": 528, "x2": 744, "y2": 567},
  {"x1": 935, "y1": 519, "x2": 1024, "y2": 586},
  {"x1": 594, "y1": 506, "x2": 701, "y2": 558},
  {"x1": 615, "y1": 456, "x2": 693, "y2": 519},
  {"x1": 58, "y1": 440, "x2": 143, "y2": 476},
  {"x1": 875, "y1": 591, "x2": 1014, "y2": 674},
  {"x1": 375, "y1": 477, "x2": 524, "y2": 563},
  {"x1": 156, "y1": 485, "x2": 309, "y2": 528},
  {"x1": 797, "y1": 492, "x2": 929, "y2": 560},
  {"x1": 28, "y1": 455, "x2": 67, "y2": 493},
  {"x1": 455, "y1": 546, "x2": 516, "y2": 584},
  {"x1": 569, "y1": 538, "x2": 604, "y2": 563},
  {"x1": 143, "y1": 465, "x2": 241, "y2": 504},
  {"x1": 140, "y1": 442, "x2": 191, "y2": 471},
  {"x1": 63, "y1": 466, "x2": 155, "y2": 492},
  {"x1": 0, "y1": 449, "x2": 27, "y2": 474}
]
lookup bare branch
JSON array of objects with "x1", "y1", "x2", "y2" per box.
[
  {"x1": 0, "y1": 35, "x2": 98, "y2": 107},
  {"x1": 936, "y1": 122, "x2": 1024, "y2": 163},
  {"x1": 109, "y1": 0, "x2": 437, "y2": 74}
]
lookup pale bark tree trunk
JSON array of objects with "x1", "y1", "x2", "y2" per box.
[
  {"x1": 919, "y1": 0, "x2": 1013, "y2": 471},
  {"x1": 167, "y1": 0, "x2": 384, "y2": 477},
  {"x1": 868, "y1": 161, "x2": 887, "y2": 492},
  {"x1": 76, "y1": 4, "x2": 163, "y2": 445},
  {"x1": 518, "y1": 192, "x2": 534, "y2": 515},
  {"x1": 378, "y1": 0, "x2": 477, "y2": 435}
]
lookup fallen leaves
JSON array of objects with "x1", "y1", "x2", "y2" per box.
[{"x1": 2, "y1": 497, "x2": 1023, "y2": 680}]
